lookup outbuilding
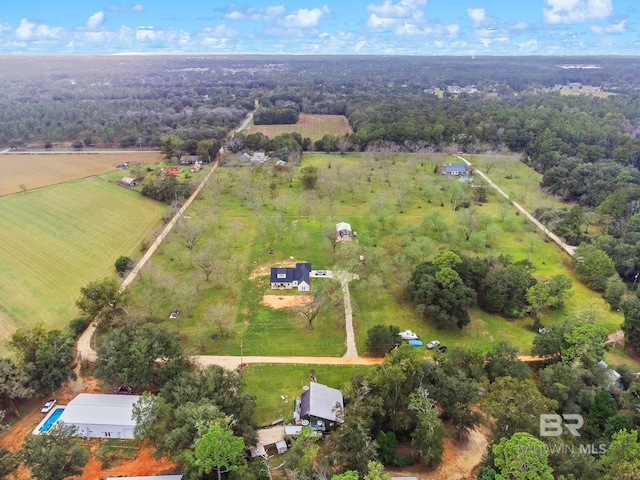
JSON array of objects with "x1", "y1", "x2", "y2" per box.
[{"x1": 52, "y1": 393, "x2": 141, "y2": 439}]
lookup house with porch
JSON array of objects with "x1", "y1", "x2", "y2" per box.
[
  {"x1": 270, "y1": 263, "x2": 311, "y2": 291},
  {"x1": 442, "y1": 162, "x2": 469, "y2": 176}
]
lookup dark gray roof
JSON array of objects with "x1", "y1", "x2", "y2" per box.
[
  {"x1": 270, "y1": 263, "x2": 311, "y2": 285},
  {"x1": 443, "y1": 162, "x2": 468, "y2": 174}
]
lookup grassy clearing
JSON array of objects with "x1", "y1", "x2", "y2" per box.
[
  {"x1": 0, "y1": 176, "x2": 166, "y2": 336},
  {"x1": 246, "y1": 114, "x2": 353, "y2": 141},
  {"x1": 241, "y1": 364, "x2": 371, "y2": 425},
  {"x1": 130, "y1": 150, "x2": 625, "y2": 361}
]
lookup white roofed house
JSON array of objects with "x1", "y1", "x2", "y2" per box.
[
  {"x1": 34, "y1": 393, "x2": 144, "y2": 439},
  {"x1": 336, "y1": 222, "x2": 352, "y2": 241}
]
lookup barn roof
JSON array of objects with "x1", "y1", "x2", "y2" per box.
[{"x1": 300, "y1": 382, "x2": 343, "y2": 422}]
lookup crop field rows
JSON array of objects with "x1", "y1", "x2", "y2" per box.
[
  {"x1": 0, "y1": 152, "x2": 162, "y2": 196},
  {"x1": 0, "y1": 177, "x2": 165, "y2": 336},
  {"x1": 246, "y1": 114, "x2": 353, "y2": 141}
]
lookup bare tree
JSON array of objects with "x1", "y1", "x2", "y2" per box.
[
  {"x1": 323, "y1": 227, "x2": 339, "y2": 253},
  {"x1": 175, "y1": 218, "x2": 203, "y2": 253},
  {"x1": 193, "y1": 247, "x2": 219, "y2": 282},
  {"x1": 296, "y1": 290, "x2": 329, "y2": 330}
]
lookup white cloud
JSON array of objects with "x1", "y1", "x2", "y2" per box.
[
  {"x1": 225, "y1": 5, "x2": 286, "y2": 22},
  {"x1": 135, "y1": 26, "x2": 159, "y2": 41},
  {"x1": 108, "y1": 4, "x2": 144, "y2": 13},
  {"x1": 281, "y1": 5, "x2": 329, "y2": 28},
  {"x1": 86, "y1": 12, "x2": 104, "y2": 30},
  {"x1": 367, "y1": 14, "x2": 397, "y2": 30},
  {"x1": 467, "y1": 8, "x2": 488, "y2": 27},
  {"x1": 15, "y1": 19, "x2": 62, "y2": 40},
  {"x1": 200, "y1": 25, "x2": 238, "y2": 38},
  {"x1": 519, "y1": 39, "x2": 539, "y2": 52},
  {"x1": 355, "y1": 40, "x2": 366, "y2": 52},
  {"x1": 543, "y1": 0, "x2": 613, "y2": 24},
  {"x1": 510, "y1": 22, "x2": 529, "y2": 30},
  {"x1": 590, "y1": 20, "x2": 626, "y2": 34},
  {"x1": 367, "y1": 0, "x2": 427, "y2": 18}
]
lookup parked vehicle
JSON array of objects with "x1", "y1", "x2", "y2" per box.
[
  {"x1": 398, "y1": 330, "x2": 418, "y2": 340},
  {"x1": 437, "y1": 346, "x2": 448, "y2": 354},
  {"x1": 41, "y1": 399, "x2": 56, "y2": 413},
  {"x1": 169, "y1": 308, "x2": 179, "y2": 319},
  {"x1": 426, "y1": 340, "x2": 441, "y2": 349}
]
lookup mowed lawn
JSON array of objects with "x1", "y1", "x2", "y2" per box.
[
  {"x1": 0, "y1": 176, "x2": 165, "y2": 336},
  {"x1": 246, "y1": 114, "x2": 353, "y2": 141}
]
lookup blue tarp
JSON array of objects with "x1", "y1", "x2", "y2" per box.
[{"x1": 408, "y1": 340, "x2": 423, "y2": 346}]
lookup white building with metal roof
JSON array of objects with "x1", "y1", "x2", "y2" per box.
[{"x1": 57, "y1": 393, "x2": 140, "y2": 439}]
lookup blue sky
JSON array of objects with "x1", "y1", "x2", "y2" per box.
[{"x1": 0, "y1": 0, "x2": 637, "y2": 55}]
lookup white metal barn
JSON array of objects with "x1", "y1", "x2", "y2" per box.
[{"x1": 58, "y1": 393, "x2": 140, "y2": 439}]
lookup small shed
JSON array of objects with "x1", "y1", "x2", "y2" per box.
[
  {"x1": 275, "y1": 440, "x2": 288, "y2": 454},
  {"x1": 119, "y1": 176, "x2": 139, "y2": 187},
  {"x1": 336, "y1": 222, "x2": 352, "y2": 241}
]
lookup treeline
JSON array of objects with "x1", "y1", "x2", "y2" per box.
[
  {"x1": 406, "y1": 251, "x2": 572, "y2": 329},
  {"x1": 253, "y1": 105, "x2": 299, "y2": 125}
]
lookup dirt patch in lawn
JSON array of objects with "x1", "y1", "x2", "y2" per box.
[{"x1": 261, "y1": 295, "x2": 312, "y2": 309}]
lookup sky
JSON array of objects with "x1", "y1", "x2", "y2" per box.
[{"x1": 0, "y1": 0, "x2": 638, "y2": 55}]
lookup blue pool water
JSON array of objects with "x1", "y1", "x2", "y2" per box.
[{"x1": 39, "y1": 407, "x2": 64, "y2": 432}]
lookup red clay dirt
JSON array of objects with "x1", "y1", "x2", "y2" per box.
[{"x1": 0, "y1": 368, "x2": 176, "y2": 479}]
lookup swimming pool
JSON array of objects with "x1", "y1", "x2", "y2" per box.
[{"x1": 39, "y1": 407, "x2": 64, "y2": 432}]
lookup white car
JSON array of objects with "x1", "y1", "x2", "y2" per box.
[
  {"x1": 398, "y1": 330, "x2": 418, "y2": 340},
  {"x1": 41, "y1": 399, "x2": 57, "y2": 413},
  {"x1": 426, "y1": 340, "x2": 441, "y2": 350}
]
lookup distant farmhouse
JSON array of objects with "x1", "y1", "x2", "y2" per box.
[
  {"x1": 336, "y1": 222, "x2": 352, "y2": 242},
  {"x1": 119, "y1": 176, "x2": 139, "y2": 187},
  {"x1": 442, "y1": 162, "x2": 469, "y2": 176},
  {"x1": 270, "y1": 263, "x2": 311, "y2": 291},
  {"x1": 240, "y1": 151, "x2": 268, "y2": 164}
]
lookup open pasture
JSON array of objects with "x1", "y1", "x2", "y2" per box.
[
  {"x1": 246, "y1": 114, "x2": 353, "y2": 141},
  {"x1": 0, "y1": 152, "x2": 162, "y2": 196},
  {"x1": 135, "y1": 150, "x2": 625, "y2": 363},
  {"x1": 0, "y1": 176, "x2": 165, "y2": 337}
]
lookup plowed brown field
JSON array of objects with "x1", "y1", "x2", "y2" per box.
[{"x1": 0, "y1": 152, "x2": 162, "y2": 196}]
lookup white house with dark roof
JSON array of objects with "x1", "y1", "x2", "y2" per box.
[
  {"x1": 442, "y1": 162, "x2": 469, "y2": 176},
  {"x1": 270, "y1": 263, "x2": 311, "y2": 291}
]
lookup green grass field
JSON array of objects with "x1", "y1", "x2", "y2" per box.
[
  {"x1": 241, "y1": 364, "x2": 370, "y2": 425},
  {"x1": 130, "y1": 150, "x2": 628, "y2": 362},
  {"x1": 0, "y1": 176, "x2": 166, "y2": 336}
]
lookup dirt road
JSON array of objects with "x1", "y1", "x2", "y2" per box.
[{"x1": 457, "y1": 155, "x2": 576, "y2": 256}]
